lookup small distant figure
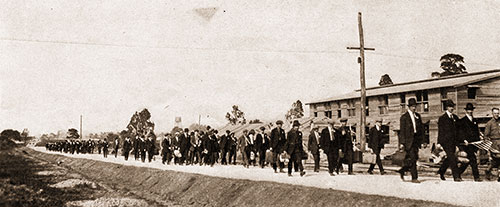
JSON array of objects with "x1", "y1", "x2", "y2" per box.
[
  {"x1": 102, "y1": 139, "x2": 109, "y2": 158},
  {"x1": 114, "y1": 137, "x2": 120, "y2": 158},
  {"x1": 123, "y1": 136, "x2": 132, "y2": 161}
]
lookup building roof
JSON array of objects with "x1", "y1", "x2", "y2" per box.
[{"x1": 306, "y1": 69, "x2": 500, "y2": 105}]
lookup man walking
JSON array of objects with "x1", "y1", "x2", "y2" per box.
[
  {"x1": 457, "y1": 103, "x2": 482, "y2": 181},
  {"x1": 123, "y1": 136, "x2": 132, "y2": 161},
  {"x1": 396, "y1": 98, "x2": 428, "y2": 183},
  {"x1": 337, "y1": 118, "x2": 354, "y2": 175},
  {"x1": 321, "y1": 120, "x2": 340, "y2": 176},
  {"x1": 284, "y1": 120, "x2": 306, "y2": 177},
  {"x1": 484, "y1": 107, "x2": 500, "y2": 181},
  {"x1": 367, "y1": 118, "x2": 386, "y2": 175},
  {"x1": 270, "y1": 120, "x2": 286, "y2": 173},
  {"x1": 437, "y1": 100, "x2": 462, "y2": 182},
  {"x1": 256, "y1": 127, "x2": 269, "y2": 168},
  {"x1": 308, "y1": 125, "x2": 321, "y2": 172}
]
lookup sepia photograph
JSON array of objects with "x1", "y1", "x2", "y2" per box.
[{"x1": 1, "y1": 1, "x2": 499, "y2": 206}]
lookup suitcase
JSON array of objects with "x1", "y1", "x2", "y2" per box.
[
  {"x1": 353, "y1": 151, "x2": 363, "y2": 163},
  {"x1": 362, "y1": 152, "x2": 377, "y2": 164}
]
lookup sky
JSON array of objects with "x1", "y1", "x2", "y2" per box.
[{"x1": 1, "y1": 0, "x2": 499, "y2": 136}]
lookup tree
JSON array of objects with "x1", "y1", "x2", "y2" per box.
[
  {"x1": 1, "y1": 129, "x2": 21, "y2": 141},
  {"x1": 378, "y1": 74, "x2": 393, "y2": 86},
  {"x1": 126, "y1": 108, "x2": 155, "y2": 138},
  {"x1": 66, "y1": 128, "x2": 80, "y2": 139},
  {"x1": 285, "y1": 100, "x2": 304, "y2": 121},
  {"x1": 440, "y1": 53, "x2": 467, "y2": 76},
  {"x1": 225, "y1": 105, "x2": 246, "y2": 125}
]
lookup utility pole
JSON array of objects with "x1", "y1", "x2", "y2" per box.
[
  {"x1": 80, "y1": 115, "x2": 83, "y2": 139},
  {"x1": 347, "y1": 12, "x2": 375, "y2": 151},
  {"x1": 198, "y1": 114, "x2": 201, "y2": 125}
]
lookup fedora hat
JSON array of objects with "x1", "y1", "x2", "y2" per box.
[
  {"x1": 292, "y1": 120, "x2": 300, "y2": 127},
  {"x1": 464, "y1": 103, "x2": 475, "y2": 110},
  {"x1": 444, "y1": 99, "x2": 456, "y2": 108},
  {"x1": 407, "y1": 98, "x2": 417, "y2": 106}
]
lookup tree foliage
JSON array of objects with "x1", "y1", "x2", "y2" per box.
[
  {"x1": 378, "y1": 74, "x2": 393, "y2": 86},
  {"x1": 126, "y1": 108, "x2": 155, "y2": 138},
  {"x1": 1, "y1": 129, "x2": 21, "y2": 141},
  {"x1": 66, "y1": 128, "x2": 80, "y2": 139},
  {"x1": 285, "y1": 100, "x2": 304, "y2": 121},
  {"x1": 225, "y1": 105, "x2": 246, "y2": 125},
  {"x1": 440, "y1": 53, "x2": 467, "y2": 76}
]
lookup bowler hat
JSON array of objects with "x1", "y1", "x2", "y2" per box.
[
  {"x1": 444, "y1": 99, "x2": 456, "y2": 108},
  {"x1": 340, "y1": 118, "x2": 348, "y2": 122},
  {"x1": 292, "y1": 120, "x2": 300, "y2": 127},
  {"x1": 276, "y1": 120, "x2": 284, "y2": 125},
  {"x1": 375, "y1": 118, "x2": 383, "y2": 123},
  {"x1": 464, "y1": 103, "x2": 475, "y2": 110},
  {"x1": 259, "y1": 126, "x2": 266, "y2": 131},
  {"x1": 408, "y1": 98, "x2": 417, "y2": 106}
]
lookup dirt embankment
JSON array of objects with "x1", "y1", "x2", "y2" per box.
[{"x1": 27, "y1": 148, "x2": 456, "y2": 207}]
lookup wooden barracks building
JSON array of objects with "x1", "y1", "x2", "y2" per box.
[{"x1": 306, "y1": 69, "x2": 500, "y2": 154}]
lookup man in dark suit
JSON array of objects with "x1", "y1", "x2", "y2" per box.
[
  {"x1": 179, "y1": 128, "x2": 190, "y2": 165},
  {"x1": 270, "y1": 120, "x2": 286, "y2": 173},
  {"x1": 284, "y1": 120, "x2": 306, "y2": 177},
  {"x1": 228, "y1": 132, "x2": 237, "y2": 165},
  {"x1": 146, "y1": 135, "x2": 156, "y2": 162},
  {"x1": 457, "y1": 103, "x2": 482, "y2": 181},
  {"x1": 161, "y1": 134, "x2": 172, "y2": 164},
  {"x1": 308, "y1": 125, "x2": 321, "y2": 172},
  {"x1": 113, "y1": 137, "x2": 120, "y2": 158},
  {"x1": 139, "y1": 136, "x2": 147, "y2": 162},
  {"x1": 171, "y1": 132, "x2": 181, "y2": 164},
  {"x1": 255, "y1": 127, "x2": 269, "y2": 168},
  {"x1": 219, "y1": 130, "x2": 230, "y2": 165},
  {"x1": 396, "y1": 98, "x2": 428, "y2": 183},
  {"x1": 337, "y1": 118, "x2": 354, "y2": 175},
  {"x1": 367, "y1": 118, "x2": 386, "y2": 175},
  {"x1": 320, "y1": 120, "x2": 340, "y2": 176},
  {"x1": 437, "y1": 100, "x2": 462, "y2": 182},
  {"x1": 123, "y1": 136, "x2": 132, "y2": 161}
]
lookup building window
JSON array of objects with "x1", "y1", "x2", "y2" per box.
[
  {"x1": 337, "y1": 110, "x2": 342, "y2": 118},
  {"x1": 400, "y1": 93, "x2": 406, "y2": 113},
  {"x1": 324, "y1": 111, "x2": 332, "y2": 119},
  {"x1": 365, "y1": 98, "x2": 369, "y2": 116},
  {"x1": 440, "y1": 88, "x2": 447, "y2": 99},
  {"x1": 468, "y1": 88, "x2": 477, "y2": 99},
  {"x1": 416, "y1": 90, "x2": 429, "y2": 113},
  {"x1": 314, "y1": 112, "x2": 318, "y2": 117},
  {"x1": 348, "y1": 109, "x2": 356, "y2": 117},
  {"x1": 379, "y1": 95, "x2": 389, "y2": 115}
]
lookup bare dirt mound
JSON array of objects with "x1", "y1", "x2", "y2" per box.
[{"x1": 28, "y1": 148, "x2": 456, "y2": 207}]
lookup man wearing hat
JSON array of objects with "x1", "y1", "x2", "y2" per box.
[
  {"x1": 255, "y1": 127, "x2": 269, "y2": 168},
  {"x1": 219, "y1": 130, "x2": 230, "y2": 165},
  {"x1": 308, "y1": 124, "x2": 321, "y2": 172},
  {"x1": 457, "y1": 103, "x2": 481, "y2": 181},
  {"x1": 437, "y1": 99, "x2": 462, "y2": 182},
  {"x1": 284, "y1": 120, "x2": 306, "y2": 177},
  {"x1": 396, "y1": 98, "x2": 427, "y2": 183},
  {"x1": 367, "y1": 118, "x2": 386, "y2": 175},
  {"x1": 320, "y1": 119, "x2": 340, "y2": 176},
  {"x1": 270, "y1": 120, "x2": 286, "y2": 173},
  {"x1": 337, "y1": 118, "x2": 355, "y2": 175}
]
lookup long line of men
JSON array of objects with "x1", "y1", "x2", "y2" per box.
[{"x1": 45, "y1": 99, "x2": 500, "y2": 181}]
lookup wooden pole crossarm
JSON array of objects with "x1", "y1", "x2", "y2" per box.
[{"x1": 346, "y1": 47, "x2": 375, "y2": 51}]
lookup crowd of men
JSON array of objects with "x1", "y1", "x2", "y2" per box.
[{"x1": 45, "y1": 98, "x2": 500, "y2": 181}]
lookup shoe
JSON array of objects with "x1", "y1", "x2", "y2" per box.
[
  {"x1": 380, "y1": 171, "x2": 386, "y2": 175},
  {"x1": 411, "y1": 179, "x2": 421, "y2": 184},
  {"x1": 474, "y1": 178, "x2": 482, "y2": 182},
  {"x1": 348, "y1": 172, "x2": 354, "y2": 175},
  {"x1": 485, "y1": 171, "x2": 492, "y2": 181},
  {"x1": 397, "y1": 169, "x2": 405, "y2": 181},
  {"x1": 288, "y1": 173, "x2": 292, "y2": 177},
  {"x1": 280, "y1": 169, "x2": 285, "y2": 173},
  {"x1": 440, "y1": 173, "x2": 446, "y2": 181},
  {"x1": 274, "y1": 169, "x2": 278, "y2": 173},
  {"x1": 329, "y1": 173, "x2": 335, "y2": 176},
  {"x1": 453, "y1": 178, "x2": 463, "y2": 182},
  {"x1": 300, "y1": 171, "x2": 306, "y2": 177},
  {"x1": 497, "y1": 177, "x2": 500, "y2": 182},
  {"x1": 367, "y1": 170, "x2": 373, "y2": 174}
]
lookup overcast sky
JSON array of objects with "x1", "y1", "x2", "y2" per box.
[{"x1": 1, "y1": 0, "x2": 499, "y2": 136}]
